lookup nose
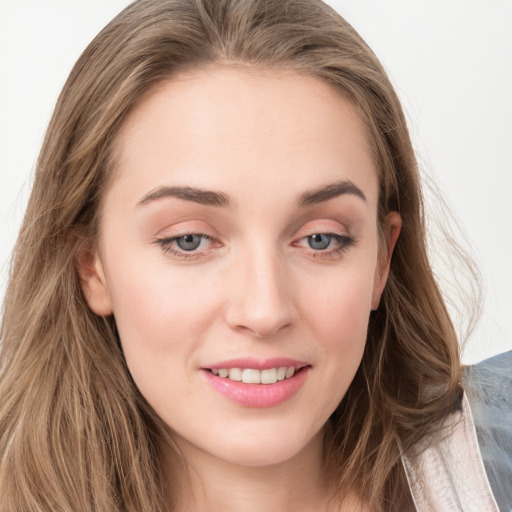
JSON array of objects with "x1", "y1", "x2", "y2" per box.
[{"x1": 224, "y1": 248, "x2": 295, "y2": 338}]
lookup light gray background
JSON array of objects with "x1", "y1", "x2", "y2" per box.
[{"x1": 1, "y1": 0, "x2": 511, "y2": 363}]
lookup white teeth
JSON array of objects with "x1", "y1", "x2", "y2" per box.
[
  {"x1": 242, "y1": 368, "x2": 261, "y2": 384},
  {"x1": 260, "y1": 368, "x2": 278, "y2": 384},
  {"x1": 211, "y1": 366, "x2": 299, "y2": 384},
  {"x1": 228, "y1": 368, "x2": 242, "y2": 381}
]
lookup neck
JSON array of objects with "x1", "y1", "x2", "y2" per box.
[{"x1": 161, "y1": 428, "x2": 359, "y2": 512}]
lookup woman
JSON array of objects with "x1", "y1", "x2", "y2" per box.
[{"x1": 0, "y1": 1, "x2": 508, "y2": 510}]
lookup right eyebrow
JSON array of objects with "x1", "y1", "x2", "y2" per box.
[{"x1": 137, "y1": 186, "x2": 232, "y2": 208}]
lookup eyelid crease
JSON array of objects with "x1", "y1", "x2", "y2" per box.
[{"x1": 292, "y1": 217, "x2": 352, "y2": 239}]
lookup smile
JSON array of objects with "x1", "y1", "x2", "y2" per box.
[
  {"x1": 203, "y1": 360, "x2": 310, "y2": 408},
  {"x1": 210, "y1": 366, "x2": 297, "y2": 384}
]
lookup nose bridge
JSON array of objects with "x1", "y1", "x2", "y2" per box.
[{"x1": 226, "y1": 242, "x2": 293, "y2": 337}]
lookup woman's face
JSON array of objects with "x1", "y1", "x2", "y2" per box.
[{"x1": 81, "y1": 67, "x2": 399, "y2": 467}]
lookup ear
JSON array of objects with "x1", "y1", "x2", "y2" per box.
[
  {"x1": 76, "y1": 244, "x2": 113, "y2": 316},
  {"x1": 371, "y1": 212, "x2": 402, "y2": 310}
]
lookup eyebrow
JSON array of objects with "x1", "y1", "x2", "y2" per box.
[
  {"x1": 137, "y1": 179, "x2": 366, "y2": 209},
  {"x1": 298, "y1": 180, "x2": 367, "y2": 206},
  {"x1": 138, "y1": 186, "x2": 231, "y2": 207}
]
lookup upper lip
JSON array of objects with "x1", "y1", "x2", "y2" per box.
[{"x1": 204, "y1": 357, "x2": 310, "y2": 371}]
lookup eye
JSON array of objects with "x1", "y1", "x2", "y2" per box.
[
  {"x1": 293, "y1": 230, "x2": 356, "y2": 259},
  {"x1": 153, "y1": 232, "x2": 215, "y2": 259},
  {"x1": 175, "y1": 234, "x2": 204, "y2": 251},
  {"x1": 307, "y1": 233, "x2": 332, "y2": 251}
]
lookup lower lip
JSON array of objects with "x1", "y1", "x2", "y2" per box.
[{"x1": 202, "y1": 367, "x2": 310, "y2": 408}]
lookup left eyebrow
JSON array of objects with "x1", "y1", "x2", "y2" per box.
[{"x1": 298, "y1": 180, "x2": 367, "y2": 206}]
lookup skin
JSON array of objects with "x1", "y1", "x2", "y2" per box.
[{"x1": 80, "y1": 67, "x2": 401, "y2": 512}]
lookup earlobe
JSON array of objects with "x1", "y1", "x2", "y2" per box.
[
  {"x1": 371, "y1": 212, "x2": 402, "y2": 310},
  {"x1": 76, "y1": 245, "x2": 114, "y2": 316}
]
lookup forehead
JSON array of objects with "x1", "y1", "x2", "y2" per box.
[{"x1": 111, "y1": 66, "x2": 378, "y2": 208}]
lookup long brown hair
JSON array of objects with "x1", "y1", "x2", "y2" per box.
[{"x1": 0, "y1": 1, "x2": 464, "y2": 510}]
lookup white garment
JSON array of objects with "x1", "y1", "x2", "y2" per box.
[
  {"x1": 402, "y1": 351, "x2": 512, "y2": 512},
  {"x1": 402, "y1": 396, "x2": 500, "y2": 511}
]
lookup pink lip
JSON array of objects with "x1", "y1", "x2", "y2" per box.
[
  {"x1": 201, "y1": 358, "x2": 310, "y2": 408},
  {"x1": 204, "y1": 357, "x2": 309, "y2": 371}
]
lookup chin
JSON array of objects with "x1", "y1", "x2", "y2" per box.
[{"x1": 192, "y1": 421, "x2": 325, "y2": 468}]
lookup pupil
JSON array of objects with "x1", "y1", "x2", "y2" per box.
[
  {"x1": 177, "y1": 234, "x2": 201, "y2": 251},
  {"x1": 309, "y1": 234, "x2": 330, "y2": 250}
]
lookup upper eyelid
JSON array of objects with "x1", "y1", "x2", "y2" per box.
[
  {"x1": 299, "y1": 228, "x2": 347, "y2": 236},
  {"x1": 293, "y1": 224, "x2": 351, "y2": 241},
  {"x1": 153, "y1": 224, "x2": 216, "y2": 240},
  {"x1": 152, "y1": 218, "x2": 352, "y2": 244},
  {"x1": 294, "y1": 233, "x2": 353, "y2": 246},
  {"x1": 157, "y1": 232, "x2": 210, "y2": 241},
  {"x1": 154, "y1": 229, "x2": 351, "y2": 243},
  {"x1": 293, "y1": 217, "x2": 350, "y2": 232},
  {"x1": 154, "y1": 233, "x2": 213, "y2": 248}
]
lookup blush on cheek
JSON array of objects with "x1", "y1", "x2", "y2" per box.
[
  {"x1": 309, "y1": 275, "x2": 374, "y2": 323},
  {"x1": 308, "y1": 279, "x2": 373, "y2": 367},
  {"x1": 112, "y1": 270, "x2": 221, "y2": 355}
]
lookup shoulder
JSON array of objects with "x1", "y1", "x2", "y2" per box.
[{"x1": 463, "y1": 350, "x2": 512, "y2": 512}]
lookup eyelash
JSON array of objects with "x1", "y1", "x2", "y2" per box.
[
  {"x1": 153, "y1": 233, "x2": 213, "y2": 260},
  {"x1": 300, "y1": 233, "x2": 356, "y2": 259},
  {"x1": 153, "y1": 232, "x2": 356, "y2": 260}
]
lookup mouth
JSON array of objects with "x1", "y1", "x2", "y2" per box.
[
  {"x1": 208, "y1": 366, "x2": 302, "y2": 384},
  {"x1": 201, "y1": 359, "x2": 311, "y2": 407}
]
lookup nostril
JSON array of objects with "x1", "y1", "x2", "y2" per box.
[{"x1": 232, "y1": 320, "x2": 292, "y2": 338}]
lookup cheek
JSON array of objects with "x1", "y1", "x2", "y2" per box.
[
  {"x1": 103, "y1": 258, "x2": 222, "y2": 387},
  {"x1": 300, "y1": 267, "x2": 375, "y2": 403},
  {"x1": 303, "y1": 267, "x2": 374, "y2": 339}
]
